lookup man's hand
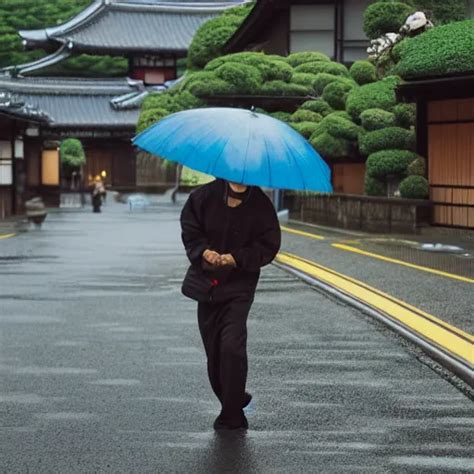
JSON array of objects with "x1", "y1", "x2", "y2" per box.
[
  {"x1": 219, "y1": 254, "x2": 237, "y2": 267},
  {"x1": 203, "y1": 249, "x2": 221, "y2": 266}
]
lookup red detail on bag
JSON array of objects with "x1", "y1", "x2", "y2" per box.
[{"x1": 211, "y1": 279, "x2": 219, "y2": 287}]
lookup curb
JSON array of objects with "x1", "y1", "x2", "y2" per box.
[{"x1": 273, "y1": 260, "x2": 473, "y2": 386}]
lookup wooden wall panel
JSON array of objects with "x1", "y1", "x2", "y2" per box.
[
  {"x1": 428, "y1": 98, "x2": 474, "y2": 122},
  {"x1": 332, "y1": 163, "x2": 365, "y2": 195}
]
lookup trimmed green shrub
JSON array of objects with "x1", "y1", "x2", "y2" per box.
[
  {"x1": 350, "y1": 60, "x2": 377, "y2": 85},
  {"x1": 407, "y1": 156, "x2": 426, "y2": 176},
  {"x1": 214, "y1": 62, "x2": 262, "y2": 93},
  {"x1": 291, "y1": 73, "x2": 317, "y2": 90},
  {"x1": 365, "y1": 174, "x2": 387, "y2": 196},
  {"x1": 330, "y1": 111, "x2": 352, "y2": 121},
  {"x1": 310, "y1": 131, "x2": 351, "y2": 160},
  {"x1": 395, "y1": 20, "x2": 474, "y2": 79},
  {"x1": 290, "y1": 121, "x2": 321, "y2": 139},
  {"x1": 290, "y1": 110, "x2": 323, "y2": 123},
  {"x1": 269, "y1": 111, "x2": 291, "y2": 122},
  {"x1": 142, "y1": 92, "x2": 180, "y2": 113},
  {"x1": 360, "y1": 108, "x2": 396, "y2": 131},
  {"x1": 286, "y1": 51, "x2": 330, "y2": 67},
  {"x1": 399, "y1": 175, "x2": 429, "y2": 199},
  {"x1": 295, "y1": 61, "x2": 349, "y2": 77},
  {"x1": 188, "y1": 78, "x2": 236, "y2": 97},
  {"x1": 313, "y1": 73, "x2": 342, "y2": 95},
  {"x1": 136, "y1": 108, "x2": 168, "y2": 133},
  {"x1": 300, "y1": 99, "x2": 333, "y2": 116},
  {"x1": 172, "y1": 91, "x2": 204, "y2": 111},
  {"x1": 322, "y1": 79, "x2": 357, "y2": 110},
  {"x1": 346, "y1": 75, "x2": 400, "y2": 122},
  {"x1": 413, "y1": 0, "x2": 469, "y2": 24},
  {"x1": 359, "y1": 127, "x2": 416, "y2": 155},
  {"x1": 321, "y1": 114, "x2": 361, "y2": 141},
  {"x1": 394, "y1": 103, "x2": 416, "y2": 128},
  {"x1": 366, "y1": 149, "x2": 418, "y2": 178},
  {"x1": 259, "y1": 81, "x2": 310, "y2": 96},
  {"x1": 187, "y1": 3, "x2": 253, "y2": 69},
  {"x1": 363, "y1": 1, "x2": 414, "y2": 39},
  {"x1": 60, "y1": 138, "x2": 85, "y2": 167}
]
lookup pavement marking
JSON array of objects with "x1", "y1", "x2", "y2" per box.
[
  {"x1": 276, "y1": 252, "x2": 473, "y2": 366},
  {"x1": 281, "y1": 226, "x2": 325, "y2": 240},
  {"x1": 0, "y1": 233, "x2": 16, "y2": 240},
  {"x1": 332, "y1": 243, "x2": 474, "y2": 285}
]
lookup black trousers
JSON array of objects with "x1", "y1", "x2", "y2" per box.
[{"x1": 197, "y1": 296, "x2": 253, "y2": 422}]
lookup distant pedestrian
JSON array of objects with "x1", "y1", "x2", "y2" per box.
[
  {"x1": 91, "y1": 176, "x2": 105, "y2": 213},
  {"x1": 180, "y1": 179, "x2": 281, "y2": 430}
]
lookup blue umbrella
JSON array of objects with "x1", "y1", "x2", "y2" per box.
[{"x1": 133, "y1": 107, "x2": 332, "y2": 192}]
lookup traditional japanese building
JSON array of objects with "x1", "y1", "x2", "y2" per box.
[
  {"x1": 224, "y1": 0, "x2": 373, "y2": 64},
  {"x1": 0, "y1": 0, "x2": 244, "y2": 216}
]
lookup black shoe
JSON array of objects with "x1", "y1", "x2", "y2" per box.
[
  {"x1": 243, "y1": 392, "x2": 252, "y2": 409},
  {"x1": 213, "y1": 413, "x2": 248, "y2": 431}
]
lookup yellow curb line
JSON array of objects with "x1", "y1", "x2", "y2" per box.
[
  {"x1": 332, "y1": 243, "x2": 474, "y2": 285},
  {"x1": 281, "y1": 226, "x2": 325, "y2": 241},
  {"x1": 276, "y1": 252, "x2": 473, "y2": 366},
  {"x1": 0, "y1": 233, "x2": 16, "y2": 240}
]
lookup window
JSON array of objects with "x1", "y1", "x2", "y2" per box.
[
  {"x1": 290, "y1": 4, "x2": 335, "y2": 58},
  {"x1": 342, "y1": 0, "x2": 372, "y2": 62},
  {"x1": 0, "y1": 140, "x2": 12, "y2": 185}
]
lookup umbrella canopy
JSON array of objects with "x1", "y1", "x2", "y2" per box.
[{"x1": 133, "y1": 107, "x2": 332, "y2": 192}]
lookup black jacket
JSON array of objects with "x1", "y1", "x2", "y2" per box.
[{"x1": 180, "y1": 179, "x2": 281, "y2": 299}]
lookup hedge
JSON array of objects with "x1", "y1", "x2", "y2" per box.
[
  {"x1": 136, "y1": 108, "x2": 169, "y2": 133},
  {"x1": 395, "y1": 20, "x2": 474, "y2": 79},
  {"x1": 360, "y1": 108, "x2": 396, "y2": 131},
  {"x1": 286, "y1": 51, "x2": 330, "y2": 67},
  {"x1": 350, "y1": 60, "x2": 377, "y2": 85},
  {"x1": 359, "y1": 127, "x2": 416, "y2": 155},
  {"x1": 413, "y1": 0, "x2": 469, "y2": 24},
  {"x1": 321, "y1": 114, "x2": 361, "y2": 141},
  {"x1": 365, "y1": 174, "x2": 387, "y2": 196},
  {"x1": 363, "y1": 1, "x2": 414, "y2": 39},
  {"x1": 346, "y1": 75, "x2": 400, "y2": 122},
  {"x1": 291, "y1": 73, "x2": 317, "y2": 90},
  {"x1": 214, "y1": 62, "x2": 262, "y2": 92},
  {"x1": 60, "y1": 138, "x2": 85, "y2": 167},
  {"x1": 300, "y1": 99, "x2": 333, "y2": 116},
  {"x1": 310, "y1": 131, "x2": 351, "y2": 160},
  {"x1": 366, "y1": 149, "x2": 418, "y2": 179},
  {"x1": 407, "y1": 156, "x2": 426, "y2": 176},
  {"x1": 399, "y1": 175, "x2": 429, "y2": 199},
  {"x1": 295, "y1": 61, "x2": 349, "y2": 77},
  {"x1": 290, "y1": 109, "x2": 323, "y2": 123},
  {"x1": 188, "y1": 78, "x2": 236, "y2": 97},
  {"x1": 290, "y1": 121, "x2": 321, "y2": 139},
  {"x1": 313, "y1": 73, "x2": 342, "y2": 95},
  {"x1": 393, "y1": 103, "x2": 416, "y2": 128},
  {"x1": 259, "y1": 80, "x2": 310, "y2": 96},
  {"x1": 269, "y1": 111, "x2": 291, "y2": 122},
  {"x1": 322, "y1": 79, "x2": 357, "y2": 110}
]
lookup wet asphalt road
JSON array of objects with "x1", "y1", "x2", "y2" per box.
[{"x1": 1, "y1": 197, "x2": 473, "y2": 473}]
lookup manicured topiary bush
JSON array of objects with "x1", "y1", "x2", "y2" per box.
[
  {"x1": 395, "y1": 20, "x2": 474, "y2": 79},
  {"x1": 321, "y1": 114, "x2": 361, "y2": 141},
  {"x1": 60, "y1": 138, "x2": 85, "y2": 167},
  {"x1": 188, "y1": 78, "x2": 235, "y2": 97},
  {"x1": 346, "y1": 75, "x2": 400, "y2": 122},
  {"x1": 310, "y1": 131, "x2": 351, "y2": 160},
  {"x1": 360, "y1": 108, "x2": 396, "y2": 131},
  {"x1": 171, "y1": 91, "x2": 204, "y2": 111},
  {"x1": 291, "y1": 73, "x2": 317, "y2": 90},
  {"x1": 136, "y1": 108, "x2": 169, "y2": 133},
  {"x1": 359, "y1": 127, "x2": 415, "y2": 155},
  {"x1": 269, "y1": 111, "x2": 291, "y2": 122},
  {"x1": 286, "y1": 51, "x2": 330, "y2": 67},
  {"x1": 260, "y1": 81, "x2": 310, "y2": 96},
  {"x1": 399, "y1": 175, "x2": 429, "y2": 198},
  {"x1": 214, "y1": 62, "x2": 262, "y2": 93},
  {"x1": 393, "y1": 103, "x2": 416, "y2": 128},
  {"x1": 407, "y1": 156, "x2": 426, "y2": 176},
  {"x1": 300, "y1": 99, "x2": 333, "y2": 116},
  {"x1": 322, "y1": 79, "x2": 357, "y2": 110},
  {"x1": 414, "y1": 0, "x2": 469, "y2": 24},
  {"x1": 365, "y1": 174, "x2": 387, "y2": 196},
  {"x1": 366, "y1": 149, "x2": 418, "y2": 178},
  {"x1": 290, "y1": 121, "x2": 321, "y2": 139},
  {"x1": 350, "y1": 60, "x2": 377, "y2": 85},
  {"x1": 187, "y1": 4, "x2": 253, "y2": 69},
  {"x1": 313, "y1": 73, "x2": 342, "y2": 95},
  {"x1": 290, "y1": 109, "x2": 323, "y2": 123},
  {"x1": 363, "y1": 1, "x2": 414, "y2": 39},
  {"x1": 295, "y1": 61, "x2": 349, "y2": 77}
]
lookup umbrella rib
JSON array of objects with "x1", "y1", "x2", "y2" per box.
[
  {"x1": 209, "y1": 137, "x2": 230, "y2": 177},
  {"x1": 262, "y1": 133, "x2": 272, "y2": 189},
  {"x1": 280, "y1": 133, "x2": 307, "y2": 189},
  {"x1": 240, "y1": 118, "x2": 253, "y2": 184}
]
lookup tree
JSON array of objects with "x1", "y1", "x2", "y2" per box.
[{"x1": 60, "y1": 138, "x2": 85, "y2": 168}]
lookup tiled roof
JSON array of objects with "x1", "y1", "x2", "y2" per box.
[{"x1": 20, "y1": 0, "x2": 247, "y2": 55}]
